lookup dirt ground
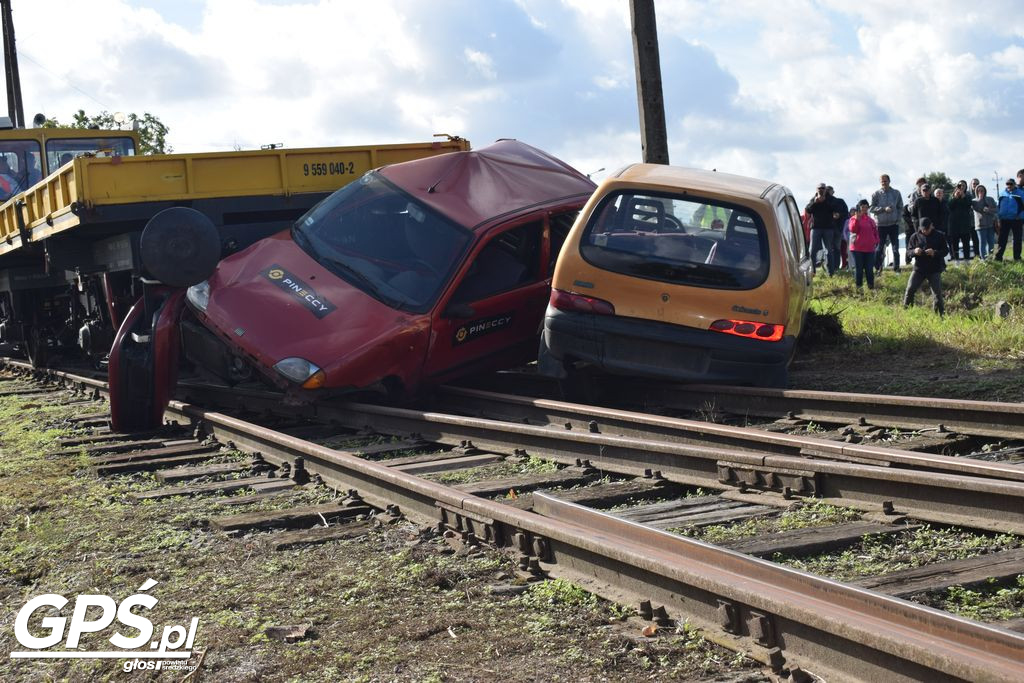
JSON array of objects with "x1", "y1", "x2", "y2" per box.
[
  {"x1": 790, "y1": 315, "x2": 1024, "y2": 402},
  {"x1": 0, "y1": 389, "x2": 763, "y2": 683}
]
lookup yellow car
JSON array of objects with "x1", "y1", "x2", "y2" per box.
[{"x1": 539, "y1": 164, "x2": 812, "y2": 389}]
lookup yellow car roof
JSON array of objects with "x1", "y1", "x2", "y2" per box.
[{"x1": 609, "y1": 163, "x2": 780, "y2": 200}]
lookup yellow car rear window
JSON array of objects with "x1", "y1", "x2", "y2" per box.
[{"x1": 579, "y1": 191, "x2": 769, "y2": 290}]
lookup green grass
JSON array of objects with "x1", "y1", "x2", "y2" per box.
[
  {"x1": 0, "y1": 379, "x2": 757, "y2": 682},
  {"x1": 779, "y1": 526, "x2": 1023, "y2": 581},
  {"x1": 793, "y1": 259, "x2": 1024, "y2": 400},
  {"x1": 929, "y1": 575, "x2": 1024, "y2": 621},
  {"x1": 673, "y1": 500, "x2": 860, "y2": 543}
]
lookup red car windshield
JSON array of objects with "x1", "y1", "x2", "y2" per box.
[{"x1": 292, "y1": 173, "x2": 472, "y2": 313}]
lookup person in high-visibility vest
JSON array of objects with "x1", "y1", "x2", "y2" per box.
[{"x1": 692, "y1": 203, "x2": 729, "y2": 228}]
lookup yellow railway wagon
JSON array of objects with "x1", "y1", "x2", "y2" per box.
[
  {"x1": 0, "y1": 135, "x2": 469, "y2": 366},
  {"x1": 0, "y1": 139, "x2": 469, "y2": 254}
]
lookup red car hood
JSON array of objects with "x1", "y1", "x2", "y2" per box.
[{"x1": 199, "y1": 231, "x2": 422, "y2": 374}]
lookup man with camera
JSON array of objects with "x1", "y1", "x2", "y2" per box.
[
  {"x1": 904, "y1": 218, "x2": 949, "y2": 315},
  {"x1": 805, "y1": 183, "x2": 837, "y2": 275}
]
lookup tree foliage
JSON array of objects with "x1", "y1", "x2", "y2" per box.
[
  {"x1": 924, "y1": 171, "x2": 953, "y2": 194},
  {"x1": 42, "y1": 110, "x2": 170, "y2": 155}
]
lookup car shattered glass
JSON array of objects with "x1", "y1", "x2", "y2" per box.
[
  {"x1": 579, "y1": 191, "x2": 770, "y2": 290},
  {"x1": 292, "y1": 173, "x2": 472, "y2": 312}
]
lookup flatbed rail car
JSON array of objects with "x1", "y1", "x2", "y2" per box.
[{"x1": 0, "y1": 137, "x2": 470, "y2": 365}]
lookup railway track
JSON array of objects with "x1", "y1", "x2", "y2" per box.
[
  {"x1": 5, "y1": 360, "x2": 1024, "y2": 682},
  {"x1": 461, "y1": 370, "x2": 1024, "y2": 440}
]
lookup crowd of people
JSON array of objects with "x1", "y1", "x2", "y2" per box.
[{"x1": 802, "y1": 169, "x2": 1024, "y2": 315}]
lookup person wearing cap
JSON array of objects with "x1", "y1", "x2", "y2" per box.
[
  {"x1": 904, "y1": 217, "x2": 949, "y2": 315},
  {"x1": 994, "y1": 177, "x2": 1024, "y2": 261},
  {"x1": 805, "y1": 183, "x2": 836, "y2": 275},
  {"x1": 870, "y1": 174, "x2": 903, "y2": 272},
  {"x1": 904, "y1": 177, "x2": 928, "y2": 264}
]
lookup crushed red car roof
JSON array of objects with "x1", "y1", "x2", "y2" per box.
[{"x1": 378, "y1": 139, "x2": 596, "y2": 231}]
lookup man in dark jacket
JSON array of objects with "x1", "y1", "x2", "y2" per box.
[
  {"x1": 805, "y1": 183, "x2": 836, "y2": 274},
  {"x1": 827, "y1": 186, "x2": 848, "y2": 271},
  {"x1": 904, "y1": 217, "x2": 949, "y2": 315},
  {"x1": 904, "y1": 177, "x2": 927, "y2": 264},
  {"x1": 911, "y1": 184, "x2": 942, "y2": 233}
]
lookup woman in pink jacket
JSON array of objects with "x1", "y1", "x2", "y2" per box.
[{"x1": 849, "y1": 199, "x2": 880, "y2": 290}]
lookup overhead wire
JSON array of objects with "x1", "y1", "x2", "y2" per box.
[{"x1": 17, "y1": 47, "x2": 109, "y2": 111}]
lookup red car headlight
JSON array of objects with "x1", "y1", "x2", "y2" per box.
[{"x1": 273, "y1": 357, "x2": 325, "y2": 388}]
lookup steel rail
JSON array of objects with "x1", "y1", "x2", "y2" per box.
[
  {"x1": 9, "y1": 363, "x2": 1024, "y2": 680},
  {"x1": 167, "y1": 398, "x2": 1024, "y2": 681},
  {"x1": 459, "y1": 371, "x2": 1024, "y2": 439},
  {"x1": 436, "y1": 386, "x2": 1024, "y2": 482},
  {"x1": 611, "y1": 380, "x2": 1024, "y2": 440},
  {"x1": 10, "y1": 364, "x2": 1024, "y2": 534},
  {"x1": 172, "y1": 381, "x2": 1024, "y2": 535},
  {"x1": 530, "y1": 493, "x2": 1024, "y2": 683}
]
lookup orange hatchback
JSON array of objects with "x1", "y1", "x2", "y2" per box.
[{"x1": 539, "y1": 164, "x2": 812, "y2": 388}]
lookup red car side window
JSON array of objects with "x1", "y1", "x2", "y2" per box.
[{"x1": 451, "y1": 221, "x2": 543, "y2": 304}]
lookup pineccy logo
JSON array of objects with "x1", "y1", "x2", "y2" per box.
[
  {"x1": 10, "y1": 579, "x2": 200, "y2": 672},
  {"x1": 268, "y1": 268, "x2": 285, "y2": 280}
]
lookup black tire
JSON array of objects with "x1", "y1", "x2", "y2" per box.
[
  {"x1": 557, "y1": 364, "x2": 602, "y2": 404},
  {"x1": 110, "y1": 330, "x2": 157, "y2": 432}
]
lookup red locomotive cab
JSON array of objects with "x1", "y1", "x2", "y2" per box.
[{"x1": 110, "y1": 140, "x2": 595, "y2": 430}]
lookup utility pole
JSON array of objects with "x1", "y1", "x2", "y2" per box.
[
  {"x1": 1, "y1": 0, "x2": 24, "y2": 128},
  {"x1": 629, "y1": 0, "x2": 669, "y2": 165}
]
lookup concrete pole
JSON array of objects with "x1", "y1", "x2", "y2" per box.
[{"x1": 630, "y1": 0, "x2": 669, "y2": 164}]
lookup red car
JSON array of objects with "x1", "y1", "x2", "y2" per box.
[{"x1": 111, "y1": 140, "x2": 595, "y2": 428}]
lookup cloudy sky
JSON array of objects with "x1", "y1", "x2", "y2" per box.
[{"x1": 12, "y1": 0, "x2": 1024, "y2": 204}]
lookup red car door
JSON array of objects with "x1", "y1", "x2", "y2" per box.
[{"x1": 424, "y1": 215, "x2": 550, "y2": 383}]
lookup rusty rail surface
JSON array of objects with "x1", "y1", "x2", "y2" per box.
[
  {"x1": 469, "y1": 371, "x2": 1024, "y2": 440},
  {"x1": 436, "y1": 386, "x2": 1024, "y2": 482},
  {"x1": 531, "y1": 493, "x2": 1024, "y2": 683},
  {"x1": 649, "y1": 383, "x2": 1024, "y2": 440},
  {"x1": 8, "y1": 362, "x2": 1024, "y2": 681},
  {"x1": 175, "y1": 382, "x2": 1024, "y2": 535},
  {"x1": 9, "y1": 363, "x2": 1024, "y2": 534}
]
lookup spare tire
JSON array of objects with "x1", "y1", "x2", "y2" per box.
[{"x1": 139, "y1": 207, "x2": 220, "y2": 287}]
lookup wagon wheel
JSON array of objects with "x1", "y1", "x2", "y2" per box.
[{"x1": 24, "y1": 325, "x2": 48, "y2": 368}]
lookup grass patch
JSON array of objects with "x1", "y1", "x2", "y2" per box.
[
  {"x1": 429, "y1": 455, "x2": 558, "y2": 485},
  {"x1": 792, "y1": 260, "x2": 1024, "y2": 400},
  {"x1": 778, "y1": 526, "x2": 1023, "y2": 581},
  {"x1": 673, "y1": 500, "x2": 860, "y2": 543},
  {"x1": 926, "y1": 575, "x2": 1024, "y2": 621},
  {"x1": 0, "y1": 377, "x2": 756, "y2": 682}
]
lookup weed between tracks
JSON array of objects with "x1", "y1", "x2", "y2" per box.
[
  {"x1": 929, "y1": 575, "x2": 1024, "y2": 621},
  {"x1": 428, "y1": 455, "x2": 558, "y2": 486},
  {"x1": 0, "y1": 390, "x2": 760, "y2": 682},
  {"x1": 672, "y1": 500, "x2": 860, "y2": 543},
  {"x1": 780, "y1": 525, "x2": 1023, "y2": 581}
]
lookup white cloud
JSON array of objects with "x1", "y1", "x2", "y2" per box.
[
  {"x1": 992, "y1": 46, "x2": 1024, "y2": 79},
  {"x1": 464, "y1": 48, "x2": 497, "y2": 80},
  {"x1": 10, "y1": 0, "x2": 1023, "y2": 205}
]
